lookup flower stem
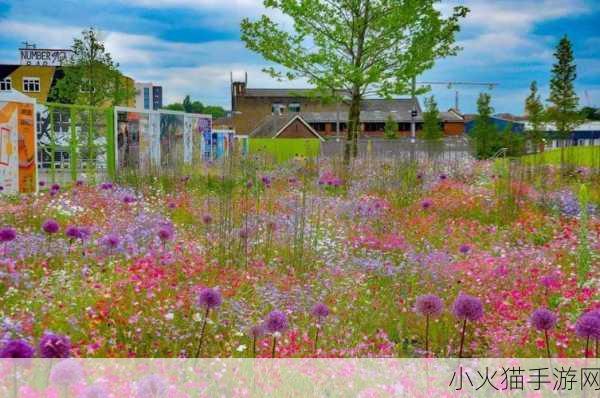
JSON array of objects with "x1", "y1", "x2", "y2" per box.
[
  {"x1": 425, "y1": 315, "x2": 430, "y2": 356},
  {"x1": 458, "y1": 319, "x2": 467, "y2": 358},
  {"x1": 271, "y1": 336, "x2": 277, "y2": 358},
  {"x1": 585, "y1": 336, "x2": 590, "y2": 359},
  {"x1": 194, "y1": 307, "x2": 210, "y2": 358},
  {"x1": 314, "y1": 326, "x2": 320, "y2": 354},
  {"x1": 252, "y1": 336, "x2": 256, "y2": 358},
  {"x1": 543, "y1": 330, "x2": 551, "y2": 358}
]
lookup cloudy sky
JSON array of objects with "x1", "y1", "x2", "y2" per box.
[{"x1": 0, "y1": 0, "x2": 598, "y2": 114}]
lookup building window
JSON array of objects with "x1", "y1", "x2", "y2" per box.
[
  {"x1": 288, "y1": 103, "x2": 301, "y2": 113},
  {"x1": 272, "y1": 103, "x2": 285, "y2": 115},
  {"x1": 0, "y1": 77, "x2": 11, "y2": 91},
  {"x1": 23, "y1": 77, "x2": 40, "y2": 92},
  {"x1": 143, "y1": 87, "x2": 150, "y2": 110}
]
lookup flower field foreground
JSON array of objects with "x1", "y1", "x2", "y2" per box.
[{"x1": 0, "y1": 156, "x2": 598, "y2": 358}]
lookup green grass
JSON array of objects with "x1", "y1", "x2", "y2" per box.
[
  {"x1": 248, "y1": 138, "x2": 321, "y2": 163},
  {"x1": 520, "y1": 146, "x2": 600, "y2": 168}
]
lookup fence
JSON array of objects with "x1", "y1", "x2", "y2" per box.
[
  {"x1": 320, "y1": 137, "x2": 474, "y2": 162},
  {"x1": 37, "y1": 103, "x2": 114, "y2": 184}
]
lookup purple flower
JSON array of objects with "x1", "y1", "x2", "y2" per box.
[
  {"x1": 439, "y1": 174, "x2": 447, "y2": 180},
  {"x1": 202, "y1": 214, "x2": 213, "y2": 224},
  {"x1": 0, "y1": 339, "x2": 34, "y2": 358},
  {"x1": 65, "y1": 225, "x2": 80, "y2": 240},
  {"x1": 158, "y1": 225, "x2": 174, "y2": 242},
  {"x1": 0, "y1": 186, "x2": 3, "y2": 191},
  {"x1": 100, "y1": 182, "x2": 113, "y2": 190},
  {"x1": 75, "y1": 180, "x2": 84, "y2": 187},
  {"x1": 452, "y1": 293, "x2": 484, "y2": 321},
  {"x1": 42, "y1": 219, "x2": 60, "y2": 235},
  {"x1": 250, "y1": 324, "x2": 265, "y2": 338},
  {"x1": 459, "y1": 244, "x2": 471, "y2": 254},
  {"x1": 421, "y1": 199, "x2": 432, "y2": 210},
  {"x1": 530, "y1": 308, "x2": 557, "y2": 331},
  {"x1": 238, "y1": 227, "x2": 249, "y2": 240},
  {"x1": 261, "y1": 175, "x2": 272, "y2": 187},
  {"x1": 575, "y1": 313, "x2": 600, "y2": 339},
  {"x1": 415, "y1": 294, "x2": 444, "y2": 317},
  {"x1": 39, "y1": 332, "x2": 71, "y2": 358},
  {"x1": 265, "y1": 310, "x2": 288, "y2": 333},
  {"x1": 102, "y1": 233, "x2": 120, "y2": 250},
  {"x1": 39, "y1": 181, "x2": 46, "y2": 187},
  {"x1": 123, "y1": 195, "x2": 136, "y2": 204},
  {"x1": 51, "y1": 183, "x2": 60, "y2": 191},
  {"x1": 311, "y1": 303, "x2": 330, "y2": 319},
  {"x1": 0, "y1": 227, "x2": 17, "y2": 243},
  {"x1": 196, "y1": 287, "x2": 222, "y2": 309},
  {"x1": 77, "y1": 227, "x2": 91, "y2": 241},
  {"x1": 82, "y1": 384, "x2": 109, "y2": 398},
  {"x1": 49, "y1": 359, "x2": 84, "y2": 386}
]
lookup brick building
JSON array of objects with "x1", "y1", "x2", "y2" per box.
[{"x1": 230, "y1": 78, "x2": 424, "y2": 139}]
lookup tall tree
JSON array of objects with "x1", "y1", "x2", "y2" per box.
[
  {"x1": 241, "y1": 0, "x2": 469, "y2": 162},
  {"x1": 51, "y1": 28, "x2": 134, "y2": 107},
  {"x1": 546, "y1": 35, "x2": 584, "y2": 155},
  {"x1": 472, "y1": 93, "x2": 500, "y2": 159},
  {"x1": 421, "y1": 96, "x2": 443, "y2": 140},
  {"x1": 524, "y1": 81, "x2": 546, "y2": 153}
]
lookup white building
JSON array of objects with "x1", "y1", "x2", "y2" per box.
[{"x1": 134, "y1": 82, "x2": 163, "y2": 111}]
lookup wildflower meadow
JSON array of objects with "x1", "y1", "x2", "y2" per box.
[{"x1": 0, "y1": 154, "x2": 598, "y2": 360}]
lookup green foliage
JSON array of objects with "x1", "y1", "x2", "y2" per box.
[
  {"x1": 383, "y1": 114, "x2": 398, "y2": 139},
  {"x1": 164, "y1": 95, "x2": 227, "y2": 118},
  {"x1": 472, "y1": 93, "x2": 501, "y2": 159},
  {"x1": 524, "y1": 81, "x2": 546, "y2": 152},
  {"x1": 581, "y1": 106, "x2": 600, "y2": 121},
  {"x1": 248, "y1": 139, "x2": 320, "y2": 163},
  {"x1": 577, "y1": 184, "x2": 591, "y2": 287},
  {"x1": 547, "y1": 35, "x2": 584, "y2": 138},
  {"x1": 421, "y1": 96, "x2": 443, "y2": 140},
  {"x1": 240, "y1": 0, "x2": 469, "y2": 160},
  {"x1": 50, "y1": 28, "x2": 134, "y2": 107},
  {"x1": 500, "y1": 125, "x2": 525, "y2": 157}
]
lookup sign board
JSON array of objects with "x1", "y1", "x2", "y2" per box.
[
  {"x1": 0, "y1": 101, "x2": 37, "y2": 194},
  {"x1": 19, "y1": 48, "x2": 74, "y2": 66}
]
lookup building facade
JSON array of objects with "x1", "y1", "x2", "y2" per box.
[
  {"x1": 231, "y1": 78, "x2": 424, "y2": 138},
  {"x1": 134, "y1": 82, "x2": 163, "y2": 111}
]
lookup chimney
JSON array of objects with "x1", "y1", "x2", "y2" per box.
[{"x1": 231, "y1": 72, "x2": 247, "y2": 112}]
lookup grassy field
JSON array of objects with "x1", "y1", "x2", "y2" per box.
[{"x1": 521, "y1": 145, "x2": 600, "y2": 168}]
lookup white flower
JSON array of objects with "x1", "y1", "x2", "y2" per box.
[
  {"x1": 236, "y1": 344, "x2": 247, "y2": 352},
  {"x1": 165, "y1": 313, "x2": 174, "y2": 321}
]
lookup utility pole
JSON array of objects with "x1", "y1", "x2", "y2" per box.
[{"x1": 411, "y1": 76, "x2": 417, "y2": 141}]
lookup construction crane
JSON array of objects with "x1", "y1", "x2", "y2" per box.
[{"x1": 413, "y1": 80, "x2": 499, "y2": 113}]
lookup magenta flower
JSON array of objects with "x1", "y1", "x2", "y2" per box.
[
  {"x1": 0, "y1": 227, "x2": 17, "y2": 243},
  {"x1": 196, "y1": 287, "x2": 222, "y2": 309},
  {"x1": 421, "y1": 199, "x2": 432, "y2": 210},
  {"x1": 123, "y1": 195, "x2": 136, "y2": 204},
  {"x1": 415, "y1": 294, "x2": 443, "y2": 355},
  {"x1": 102, "y1": 233, "x2": 120, "y2": 250},
  {"x1": 531, "y1": 308, "x2": 557, "y2": 358},
  {"x1": 531, "y1": 309, "x2": 557, "y2": 331},
  {"x1": 575, "y1": 313, "x2": 600, "y2": 358},
  {"x1": 459, "y1": 244, "x2": 471, "y2": 254},
  {"x1": 453, "y1": 294, "x2": 483, "y2": 321},
  {"x1": 415, "y1": 294, "x2": 444, "y2": 317},
  {"x1": 311, "y1": 303, "x2": 330, "y2": 319},
  {"x1": 0, "y1": 339, "x2": 34, "y2": 358},
  {"x1": 51, "y1": 183, "x2": 60, "y2": 191},
  {"x1": 42, "y1": 219, "x2": 60, "y2": 234},
  {"x1": 265, "y1": 310, "x2": 288, "y2": 358},
  {"x1": 311, "y1": 303, "x2": 329, "y2": 353},
  {"x1": 158, "y1": 225, "x2": 174, "y2": 242},
  {"x1": 453, "y1": 293, "x2": 483, "y2": 358},
  {"x1": 202, "y1": 214, "x2": 213, "y2": 225},
  {"x1": 39, "y1": 332, "x2": 71, "y2": 358},
  {"x1": 194, "y1": 287, "x2": 222, "y2": 357}
]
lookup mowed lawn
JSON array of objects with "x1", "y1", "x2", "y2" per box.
[{"x1": 521, "y1": 146, "x2": 600, "y2": 168}]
